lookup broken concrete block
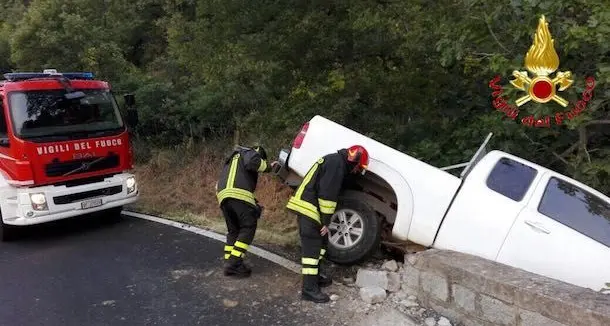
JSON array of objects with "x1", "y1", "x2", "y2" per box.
[
  {"x1": 438, "y1": 316, "x2": 452, "y2": 326},
  {"x1": 381, "y1": 260, "x2": 399, "y2": 272},
  {"x1": 356, "y1": 268, "x2": 401, "y2": 292},
  {"x1": 360, "y1": 287, "x2": 387, "y2": 304},
  {"x1": 387, "y1": 272, "x2": 401, "y2": 292},
  {"x1": 401, "y1": 299, "x2": 419, "y2": 308},
  {"x1": 356, "y1": 269, "x2": 388, "y2": 289}
]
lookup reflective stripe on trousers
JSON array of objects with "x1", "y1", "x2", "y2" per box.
[
  {"x1": 229, "y1": 240, "x2": 249, "y2": 258},
  {"x1": 302, "y1": 257, "x2": 319, "y2": 275}
]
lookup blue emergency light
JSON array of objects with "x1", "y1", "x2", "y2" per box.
[{"x1": 2, "y1": 69, "x2": 95, "y2": 82}]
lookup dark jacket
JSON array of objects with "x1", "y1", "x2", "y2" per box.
[
  {"x1": 216, "y1": 147, "x2": 271, "y2": 207},
  {"x1": 286, "y1": 149, "x2": 349, "y2": 225}
]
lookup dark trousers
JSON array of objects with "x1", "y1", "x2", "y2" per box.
[
  {"x1": 298, "y1": 214, "x2": 328, "y2": 287},
  {"x1": 221, "y1": 198, "x2": 259, "y2": 264}
]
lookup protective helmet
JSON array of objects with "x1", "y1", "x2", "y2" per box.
[
  {"x1": 253, "y1": 146, "x2": 268, "y2": 160},
  {"x1": 346, "y1": 145, "x2": 369, "y2": 175}
]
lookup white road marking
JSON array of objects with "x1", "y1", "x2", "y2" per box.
[{"x1": 122, "y1": 210, "x2": 301, "y2": 274}]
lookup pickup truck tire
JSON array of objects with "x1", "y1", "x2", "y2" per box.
[{"x1": 326, "y1": 197, "x2": 381, "y2": 265}]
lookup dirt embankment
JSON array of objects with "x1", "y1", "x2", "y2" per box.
[{"x1": 128, "y1": 143, "x2": 299, "y2": 248}]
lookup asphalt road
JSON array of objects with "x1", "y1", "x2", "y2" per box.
[{"x1": 0, "y1": 213, "x2": 320, "y2": 326}]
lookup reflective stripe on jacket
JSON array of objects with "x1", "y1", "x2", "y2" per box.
[
  {"x1": 216, "y1": 148, "x2": 270, "y2": 206},
  {"x1": 286, "y1": 150, "x2": 348, "y2": 225}
]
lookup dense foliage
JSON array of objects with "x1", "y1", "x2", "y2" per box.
[{"x1": 1, "y1": 0, "x2": 608, "y2": 194}]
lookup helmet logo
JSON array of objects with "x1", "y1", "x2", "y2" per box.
[{"x1": 346, "y1": 145, "x2": 369, "y2": 174}]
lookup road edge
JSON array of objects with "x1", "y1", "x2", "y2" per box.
[
  {"x1": 123, "y1": 210, "x2": 423, "y2": 325},
  {"x1": 122, "y1": 210, "x2": 301, "y2": 274}
]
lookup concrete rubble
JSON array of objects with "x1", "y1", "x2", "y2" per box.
[
  {"x1": 359, "y1": 286, "x2": 387, "y2": 304},
  {"x1": 381, "y1": 260, "x2": 399, "y2": 272},
  {"x1": 355, "y1": 269, "x2": 401, "y2": 292},
  {"x1": 351, "y1": 259, "x2": 455, "y2": 326}
]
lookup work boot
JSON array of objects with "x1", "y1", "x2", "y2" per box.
[
  {"x1": 301, "y1": 275, "x2": 330, "y2": 303},
  {"x1": 318, "y1": 260, "x2": 333, "y2": 287},
  {"x1": 240, "y1": 260, "x2": 252, "y2": 274},
  {"x1": 318, "y1": 274, "x2": 333, "y2": 287},
  {"x1": 224, "y1": 258, "x2": 251, "y2": 278}
]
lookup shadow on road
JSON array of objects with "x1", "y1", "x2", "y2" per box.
[{"x1": 5, "y1": 211, "x2": 122, "y2": 243}]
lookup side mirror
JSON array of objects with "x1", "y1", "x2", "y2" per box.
[
  {"x1": 123, "y1": 94, "x2": 138, "y2": 128},
  {"x1": 124, "y1": 94, "x2": 135, "y2": 107},
  {"x1": 126, "y1": 108, "x2": 138, "y2": 128},
  {"x1": 0, "y1": 137, "x2": 9, "y2": 148}
]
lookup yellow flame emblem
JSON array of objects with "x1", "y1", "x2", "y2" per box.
[{"x1": 509, "y1": 15, "x2": 573, "y2": 107}]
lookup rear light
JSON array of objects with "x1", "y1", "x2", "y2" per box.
[{"x1": 292, "y1": 122, "x2": 309, "y2": 149}]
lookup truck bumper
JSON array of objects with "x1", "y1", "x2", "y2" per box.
[
  {"x1": 273, "y1": 148, "x2": 292, "y2": 179},
  {"x1": 273, "y1": 148, "x2": 301, "y2": 189},
  {"x1": 2, "y1": 173, "x2": 139, "y2": 226}
]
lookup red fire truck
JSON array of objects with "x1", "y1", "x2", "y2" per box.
[{"x1": 0, "y1": 69, "x2": 140, "y2": 240}]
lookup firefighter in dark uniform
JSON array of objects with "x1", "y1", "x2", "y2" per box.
[
  {"x1": 216, "y1": 145, "x2": 278, "y2": 277},
  {"x1": 286, "y1": 145, "x2": 370, "y2": 303}
]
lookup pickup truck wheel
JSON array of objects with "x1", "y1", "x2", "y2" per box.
[{"x1": 326, "y1": 197, "x2": 381, "y2": 265}]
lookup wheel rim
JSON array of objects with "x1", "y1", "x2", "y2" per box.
[{"x1": 328, "y1": 209, "x2": 364, "y2": 249}]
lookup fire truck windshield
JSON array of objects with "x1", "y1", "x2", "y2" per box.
[{"x1": 8, "y1": 89, "x2": 125, "y2": 140}]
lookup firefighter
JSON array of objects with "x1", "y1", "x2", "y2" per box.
[
  {"x1": 286, "y1": 145, "x2": 370, "y2": 303},
  {"x1": 216, "y1": 145, "x2": 278, "y2": 278}
]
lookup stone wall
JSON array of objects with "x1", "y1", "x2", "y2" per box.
[{"x1": 402, "y1": 249, "x2": 610, "y2": 326}]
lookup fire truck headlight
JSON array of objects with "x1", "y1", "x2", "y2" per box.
[
  {"x1": 126, "y1": 177, "x2": 136, "y2": 194},
  {"x1": 30, "y1": 193, "x2": 48, "y2": 211}
]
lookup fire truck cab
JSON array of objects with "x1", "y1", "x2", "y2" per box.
[{"x1": 0, "y1": 69, "x2": 140, "y2": 240}]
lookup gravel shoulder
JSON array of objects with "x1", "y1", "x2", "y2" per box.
[{"x1": 253, "y1": 241, "x2": 458, "y2": 326}]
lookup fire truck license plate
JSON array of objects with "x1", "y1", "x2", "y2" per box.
[{"x1": 81, "y1": 198, "x2": 103, "y2": 209}]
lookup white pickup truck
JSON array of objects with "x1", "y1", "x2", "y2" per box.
[{"x1": 274, "y1": 115, "x2": 610, "y2": 292}]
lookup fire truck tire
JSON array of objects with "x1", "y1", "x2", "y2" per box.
[{"x1": 104, "y1": 206, "x2": 124, "y2": 223}]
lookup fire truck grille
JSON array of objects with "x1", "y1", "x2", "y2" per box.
[
  {"x1": 45, "y1": 154, "x2": 120, "y2": 177},
  {"x1": 53, "y1": 185, "x2": 123, "y2": 205}
]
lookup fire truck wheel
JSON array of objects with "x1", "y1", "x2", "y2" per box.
[
  {"x1": 0, "y1": 214, "x2": 15, "y2": 242},
  {"x1": 104, "y1": 206, "x2": 124, "y2": 223}
]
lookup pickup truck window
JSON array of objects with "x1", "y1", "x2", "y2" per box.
[
  {"x1": 538, "y1": 177, "x2": 610, "y2": 247},
  {"x1": 486, "y1": 157, "x2": 538, "y2": 201}
]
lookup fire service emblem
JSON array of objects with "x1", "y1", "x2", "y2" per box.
[{"x1": 488, "y1": 15, "x2": 596, "y2": 128}]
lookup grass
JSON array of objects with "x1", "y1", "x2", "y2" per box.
[{"x1": 126, "y1": 140, "x2": 299, "y2": 248}]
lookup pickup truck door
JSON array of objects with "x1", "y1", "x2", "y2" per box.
[
  {"x1": 433, "y1": 155, "x2": 540, "y2": 260},
  {"x1": 496, "y1": 173, "x2": 610, "y2": 291}
]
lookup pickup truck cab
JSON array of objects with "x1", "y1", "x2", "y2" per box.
[{"x1": 274, "y1": 115, "x2": 610, "y2": 292}]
